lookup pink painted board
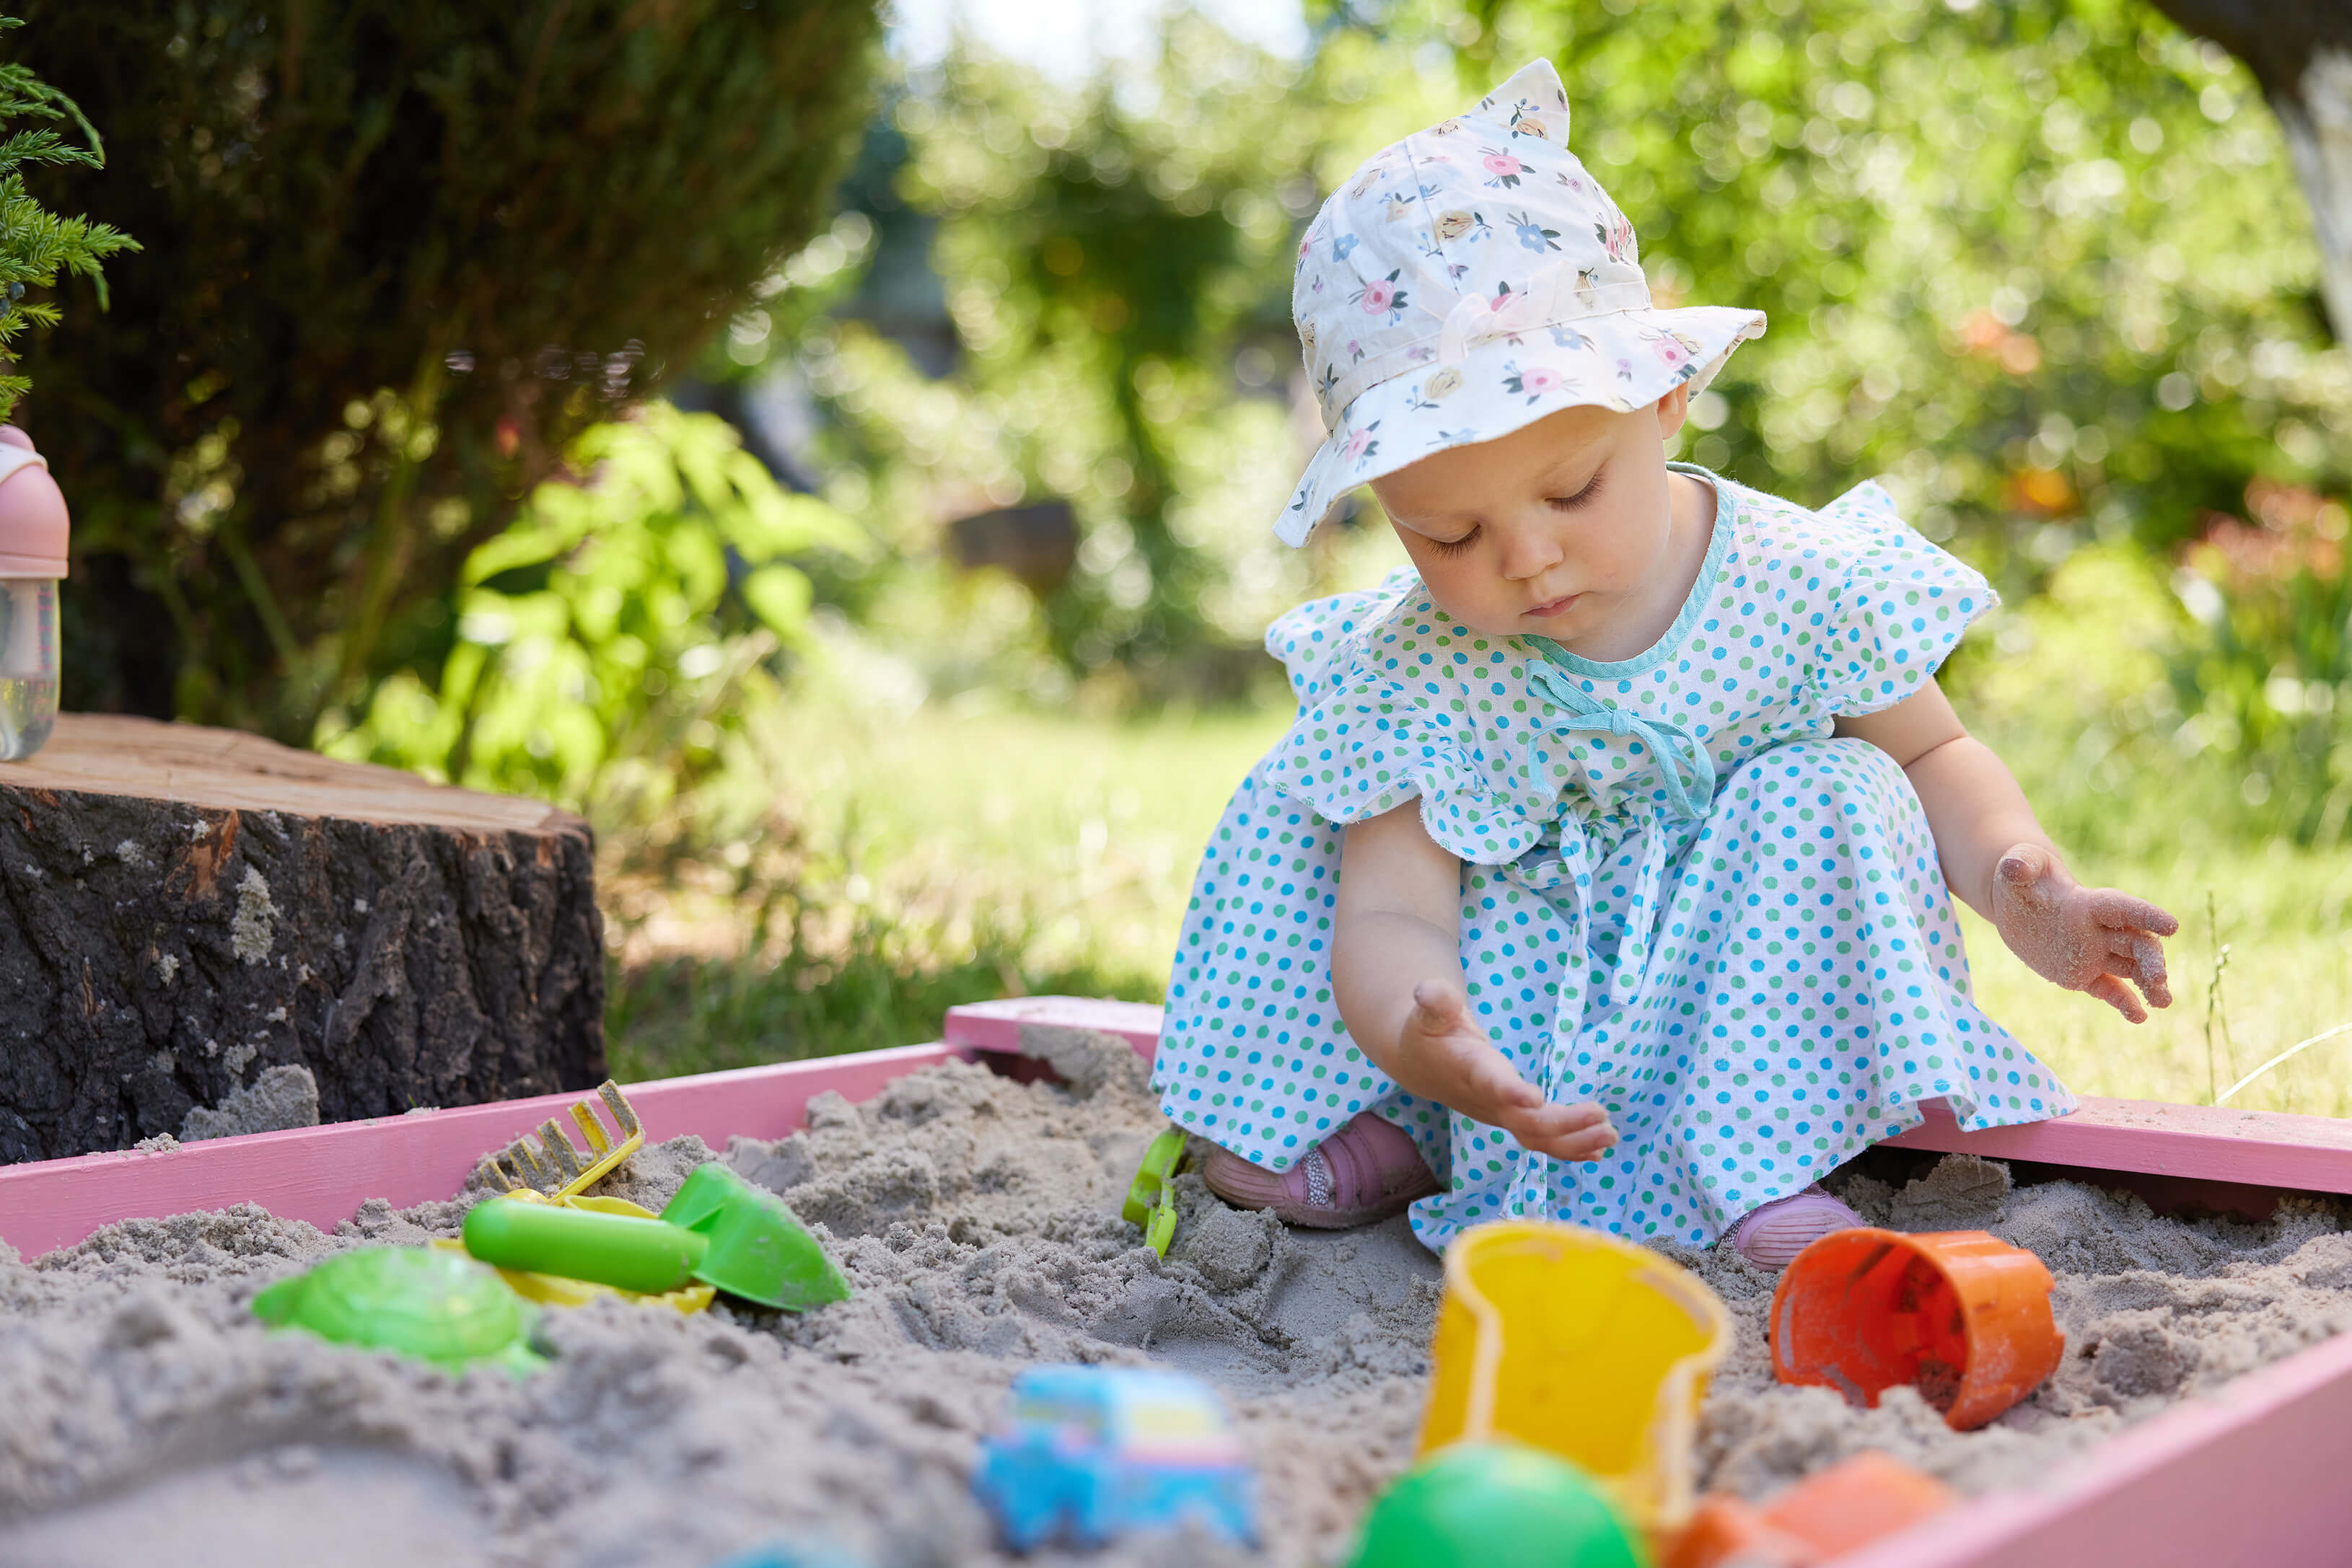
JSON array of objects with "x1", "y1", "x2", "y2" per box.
[
  {"x1": 1885, "y1": 1093, "x2": 2352, "y2": 1197},
  {"x1": 1827, "y1": 1325, "x2": 2352, "y2": 1567},
  {"x1": 950, "y1": 997, "x2": 2352, "y2": 1199},
  {"x1": 944, "y1": 995, "x2": 1163, "y2": 1060},
  {"x1": 0, "y1": 1043, "x2": 962, "y2": 1259},
  {"x1": 0, "y1": 996, "x2": 2350, "y2": 1564}
]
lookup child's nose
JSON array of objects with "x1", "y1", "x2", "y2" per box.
[{"x1": 1499, "y1": 527, "x2": 1565, "y2": 581}]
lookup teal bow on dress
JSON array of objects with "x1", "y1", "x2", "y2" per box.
[{"x1": 1524, "y1": 640, "x2": 1719, "y2": 821}]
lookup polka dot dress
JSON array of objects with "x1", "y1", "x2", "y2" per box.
[{"x1": 1151, "y1": 469, "x2": 2074, "y2": 1253}]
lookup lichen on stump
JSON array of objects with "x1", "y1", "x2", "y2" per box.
[{"x1": 0, "y1": 714, "x2": 605, "y2": 1162}]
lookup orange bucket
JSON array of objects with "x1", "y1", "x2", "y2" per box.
[
  {"x1": 1769, "y1": 1228, "x2": 2063, "y2": 1431},
  {"x1": 1662, "y1": 1452, "x2": 1956, "y2": 1568}
]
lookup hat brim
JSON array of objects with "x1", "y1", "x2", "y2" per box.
[{"x1": 1276, "y1": 304, "x2": 1765, "y2": 547}]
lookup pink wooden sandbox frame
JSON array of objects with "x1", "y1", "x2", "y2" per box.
[{"x1": 5, "y1": 992, "x2": 2351, "y2": 1565}]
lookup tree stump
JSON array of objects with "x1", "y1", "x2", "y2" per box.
[{"x1": 0, "y1": 715, "x2": 605, "y2": 1163}]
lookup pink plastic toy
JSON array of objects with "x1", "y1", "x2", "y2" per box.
[{"x1": 0, "y1": 423, "x2": 68, "y2": 760}]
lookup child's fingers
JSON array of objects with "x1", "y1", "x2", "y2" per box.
[
  {"x1": 2099, "y1": 956, "x2": 2172, "y2": 1011},
  {"x1": 1407, "y1": 984, "x2": 1537, "y2": 1107},
  {"x1": 1442, "y1": 1034, "x2": 1543, "y2": 1112},
  {"x1": 1512, "y1": 1099, "x2": 1610, "y2": 1137},
  {"x1": 1995, "y1": 850, "x2": 2055, "y2": 907},
  {"x1": 1406, "y1": 979, "x2": 1468, "y2": 1032},
  {"x1": 1506, "y1": 1101, "x2": 1617, "y2": 1161},
  {"x1": 2089, "y1": 889, "x2": 2180, "y2": 938},
  {"x1": 2101, "y1": 929, "x2": 2171, "y2": 1000},
  {"x1": 2082, "y1": 971, "x2": 2151, "y2": 1023},
  {"x1": 2126, "y1": 932, "x2": 2172, "y2": 1007},
  {"x1": 1522, "y1": 1124, "x2": 1620, "y2": 1163}
]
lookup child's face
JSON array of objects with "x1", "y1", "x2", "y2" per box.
[{"x1": 1369, "y1": 390, "x2": 1693, "y2": 646}]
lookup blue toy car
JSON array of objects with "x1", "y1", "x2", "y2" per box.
[{"x1": 973, "y1": 1365, "x2": 1260, "y2": 1551}]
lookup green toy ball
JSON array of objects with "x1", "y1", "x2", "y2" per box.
[
  {"x1": 1346, "y1": 1443, "x2": 1651, "y2": 1568},
  {"x1": 251, "y1": 1245, "x2": 547, "y2": 1375}
]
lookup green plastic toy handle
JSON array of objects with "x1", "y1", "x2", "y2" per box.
[
  {"x1": 464, "y1": 1197, "x2": 709, "y2": 1295},
  {"x1": 1123, "y1": 1126, "x2": 1188, "y2": 1259}
]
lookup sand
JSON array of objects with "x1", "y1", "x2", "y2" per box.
[
  {"x1": 2, "y1": 1028, "x2": 2349, "y2": 1567},
  {"x1": 180, "y1": 1063, "x2": 323, "y2": 1142}
]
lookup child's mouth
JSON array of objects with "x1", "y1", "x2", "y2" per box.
[{"x1": 1525, "y1": 593, "x2": 1579, "y2": 619}]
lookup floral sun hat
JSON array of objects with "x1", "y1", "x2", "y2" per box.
[{"x1": 1276, "y1": 57, "x2": 1766, "y2": 546}]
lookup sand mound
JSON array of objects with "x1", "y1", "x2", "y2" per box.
[{"x1": 1, "y1": 1034, "x2": 2347, "y2": 1567}]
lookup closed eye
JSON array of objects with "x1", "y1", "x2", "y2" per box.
[
  {"x1": 1547, "y1": 469, "x2": 1606, "y2": 510},
  {"x1": 1429, "y1": 526, "x2": 1481, "y2": 557}
]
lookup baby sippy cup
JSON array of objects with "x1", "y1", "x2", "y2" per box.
[{"x1": 0, "y1": 424, "x2": 66, "y2": 761}]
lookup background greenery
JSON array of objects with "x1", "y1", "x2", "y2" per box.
[
  {"x1": 14, "y1": 0, "x2": 881, "y2": 735},
  {"x1": 22, "y1": 1, "x2": 2352, "y2": 1109}
]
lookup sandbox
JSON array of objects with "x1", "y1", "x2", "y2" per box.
[{"x1": 4, "y1": 996, "x2": 2352, "y2": 1567}]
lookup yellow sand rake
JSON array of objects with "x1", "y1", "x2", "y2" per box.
[{"x1": 475, "y1": 1080, "x2": 643, "y2": 1198}]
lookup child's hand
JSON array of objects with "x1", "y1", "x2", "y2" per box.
[
  {"x1": 1400, "y1": 980, "x2": 1619, "y2": 1161},
  {"x1": 1990, "y1": 843, "x2": 2179, "y2": 1022}
]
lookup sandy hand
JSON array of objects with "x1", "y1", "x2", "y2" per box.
[
  {"x1": 1991, "y1": 843, "x2": 2179, "y2": 1023},
  {"x1": 1399, "y1": 980, "x2": 1618, "y2": 1160}
]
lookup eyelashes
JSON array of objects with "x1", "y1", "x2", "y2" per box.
[
  {"x1": 1548, "y1": 469, "x2": 1606, "y2": 510},
  {"x1": 1421, "y1": 467, "x2": 1604, "y2": 557}
]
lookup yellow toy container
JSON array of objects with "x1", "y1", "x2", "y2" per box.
[{"x1": 1418, "y1": 1220, "x2": 1731, "y2": 1531}]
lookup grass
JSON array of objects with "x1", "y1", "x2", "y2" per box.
[
  {"x1": 1957, "y1": 845, "x2": 2352, "y2": 1116},
  {"x1": 602, "y1": 692, "x2": 1289, "y2": 1083},
  {"x1": 607, "y1": 689, "x2": 2352, "y2": 1118}
]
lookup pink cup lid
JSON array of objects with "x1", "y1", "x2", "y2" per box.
[{"x1": 0, "y1": 441, "x2": 66, "y2": 578}]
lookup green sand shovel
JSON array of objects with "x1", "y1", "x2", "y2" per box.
[
  {"x1": 462, "y1": 1162, "x2": 850, "y2": 1312},
  {"x1": 1122, "y1": 1126, "x2": 1187, "y2": 1258}
]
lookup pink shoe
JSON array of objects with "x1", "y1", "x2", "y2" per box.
[
  {"x1": 1727, "y1": 1185, "x2": 1864, "y2": 1269},
  {"x1": 1200, "y1": 1112, "x2": 1439, "y2": 1229}
]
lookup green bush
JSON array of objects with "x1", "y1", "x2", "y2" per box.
[
  {"x1": 10, "y1": 1, "x2": 880, "y2": 738},
  {"x1": 2164, "y1": 485, "x2": 2352, "y2": 840},
  {"x1": 788, "y1": 3, "x2": 2343, "y2": 713},
  {"x1": 802, "y1": 28, "x2": 1313, "y2": 686},
  {"x1": 0, "y1": 16, "x2": 133, "y2": 420},
  {"x1": 1424, "y1": 0, "x2": 2343, "y2": 573},
  {"x1": 325, "y1": 405, "x2": 864, "y2": 833}
]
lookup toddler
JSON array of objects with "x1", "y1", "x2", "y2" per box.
[{"x1": 1151, "y1": 58, "x2": 2180, "y2": 1268}]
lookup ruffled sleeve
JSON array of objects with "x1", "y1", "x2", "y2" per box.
[
  {"x1": 1259, "y1": 571, "x2": 1551, "y2": 865},
  {"x1": 1263, "y1": 565, "x2": 1419, "y2": 702},
  {"x1": 1810, "y1": 481, "x2": 1998, "y2": 715}
]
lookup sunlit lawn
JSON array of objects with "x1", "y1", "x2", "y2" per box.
[
  {"x1": 613, "y1": 694, "x2": 2352, "y2": 1118},
  {"x1": 1962, "y1": 850, "x2": 2352, "y2": 1118}
]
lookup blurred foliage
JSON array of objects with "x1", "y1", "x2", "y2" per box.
[
  {"x1": 2167, "y1": 485, "x2": 2352, "y2": 842},
  {"x1": 786, "y1": 24, "x2": 1372, "y2": 701},
  {"x1": 325, "y1": 405, "x2": 864, "y2": 837},
  {"x1": 1410, "y1": 0, "x2": 2346, "y2": 579},
  {"x1": 14, "y1": 0, "x2": 881, "y2": 737},
  {"x1": 737, "y1": 0, "x2": 2348, "y2": 739},
  {"x1": 1952, "y1": 480, "x2": 2352, "y2": 853},
  {"x1": 0, "y1": 16, "x2": 134, "y2": 422}
]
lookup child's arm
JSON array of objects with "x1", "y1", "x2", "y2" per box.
[
  {"x1": 1836, "y1": 682, "x2": 2179, "y2": 1021},
  {"x1": 1333, "y1": 803, "x2": 1619, "y2": 1159}
]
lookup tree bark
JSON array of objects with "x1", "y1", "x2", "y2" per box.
[
  {"x1": 0, "y1": 715, "x2": 605, "y2": 1163},
  {"x1": 2147, "y1": 1, "x2": 2352, "y2": 344}
]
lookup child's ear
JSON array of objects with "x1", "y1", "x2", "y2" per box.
[{"x1": 1652, "y1": 384, "x2": 1691, "y2": 443}]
